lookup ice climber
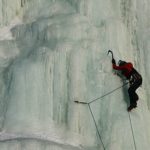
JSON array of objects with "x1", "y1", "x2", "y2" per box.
[{"x1": 112, "y1": 59, "x2": 142, "y2": 111}]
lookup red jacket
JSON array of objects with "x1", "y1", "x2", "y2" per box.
[{"x1": 113, "y1": 62, "x2": 133, "y2": 79}]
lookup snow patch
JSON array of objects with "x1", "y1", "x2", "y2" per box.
[{"x1": 0, "y1": 17, "x2": 23, "y2": 41}]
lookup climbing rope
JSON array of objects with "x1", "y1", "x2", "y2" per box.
[
  {"x1": 128, "y1": 112, "x2": 137, "y2": 150},
  {"x1": 89, "y1": 82, "x2": 129, "y2": 104},
  {"x1": 75, "y1": 82, "x2": 129, "y2": 105},
  {"x1": 74, "y1": 82, "x2": 137, "y2": 150},
  {"x1": 88, "y1": 104, "x2": 105, "y2": 150}
]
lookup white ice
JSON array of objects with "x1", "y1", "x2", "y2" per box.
[{"x1": 0, "y1": 0, "x2": 150, "y2": 150}]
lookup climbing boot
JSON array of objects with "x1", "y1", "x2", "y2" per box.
[{"x1": 127, "y1": 105, "x2": 137, "y2": 112}]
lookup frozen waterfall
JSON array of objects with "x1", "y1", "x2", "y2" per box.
[{"x1": 0, "y1": 0, "x2": 150, "y2": 150}]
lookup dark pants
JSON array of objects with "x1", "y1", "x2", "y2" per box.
[{"x1": 128, "y1": 78, "x2": 142, "y2": 106}]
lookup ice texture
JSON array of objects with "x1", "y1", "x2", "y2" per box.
[{"x1": 0, "y1": 0, "x2": 150, "y2": 150}]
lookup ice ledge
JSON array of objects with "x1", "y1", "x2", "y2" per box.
[{"x1": 0, "y1": 132, "x2": 84, "y2": 150}]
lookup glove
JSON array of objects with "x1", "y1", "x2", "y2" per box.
[{"x1": 112, "y1": 58, "x2": 116, "y2": 64}]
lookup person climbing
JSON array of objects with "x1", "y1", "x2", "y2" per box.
[{"x1": 112, "y1": 58, "x2": 142, "y2": 111}]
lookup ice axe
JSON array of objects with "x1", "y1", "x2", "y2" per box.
[
  {"x1": 74, "y1": 100, "x2": 88, "y2": 104},
  {"x1": 107, "y1": 50, "x2": 118, "y2": 75},
  {"x1": 107, "y1": 50, "x2": 114, "y2": 60}
]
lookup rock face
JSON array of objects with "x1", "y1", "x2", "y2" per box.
[{"x1": 0, "y1": 0, "x2": 150, "y2": 150}]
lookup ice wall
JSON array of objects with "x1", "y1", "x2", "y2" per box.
[{"x1": 0, "y1": 0, "x2": 150, "y2": 150}]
